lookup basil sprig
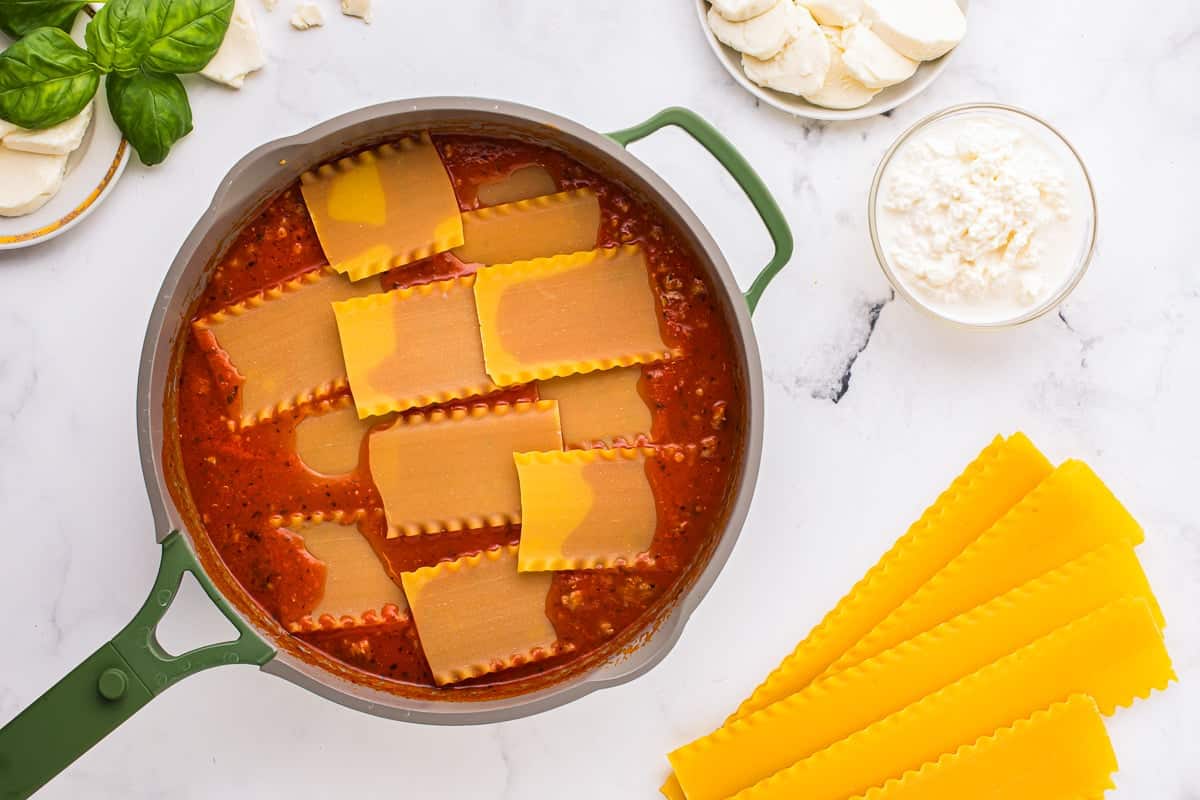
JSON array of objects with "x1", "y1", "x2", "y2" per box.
[{"x1": 0, "y1": 0, "x2": 234, "y2": 166}]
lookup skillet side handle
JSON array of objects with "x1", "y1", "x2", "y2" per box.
[
  {"x1": 0, "y1": 531, "x2": 274, "y2": 799},
  {"x1": 607, "y1": 107, "x2": 795, "y2": 315}
]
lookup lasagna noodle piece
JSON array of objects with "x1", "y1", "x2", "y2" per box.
[
  {"x1": 401, "y1": 545, "x2": 563, "y2": 685},
  {"x1": 475, "y1": 165, "x2": 557, "y2": 207},
  {"x1": 294, "y1": 519, "x2": 408, "y2": 622},
  {"x1": 332, "y1": 275, "x2": 498, "y2": 418},
  {"x1": 474, "y1": 246, "x2": 674, "y2": 386},
  {"x1": 831, "y1": 459, "x2": 1144, "y2": 674},
  {"x1": 299, "y1": 133, "x2": 464, "y2": 281},
  {"x1": 667, "y1": 542, "x2": 1159, "y2": 800},
  {"x1": 294, "y1": 398, "x2": 376, "y2": 476},
  {"x1": 730, "y1": 433, "x2": 1052, "y2": 721},
  {"x1": 850, "y1": 695, "x2": 1117, "y2": 800},
  {"x1": 369, "y1": 400, "x2": 563, "y2": 537},
  {"x1": 515, "y1": 448, "x2": 658, "y2": 571},
  {"x1": 453, "y1": 189, "x2": 600, "y2": 266},
  {"x1": 724, "y1": 597, "x2": 1174, "y2": 800},
  {"x1": 537, "y1": 366, "x2": 651, "y2": 446},
  {"x1": 193, "y1": 268, "x2": 381, "y2": 426}
]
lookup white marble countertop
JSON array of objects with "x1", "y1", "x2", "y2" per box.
[{"x1": 1, "y1": 1, "x2": 1197, "y2": 797}]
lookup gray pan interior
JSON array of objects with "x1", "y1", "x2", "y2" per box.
[{"x1": 136, "y1": 97, "x2": 766, "y2": 724}]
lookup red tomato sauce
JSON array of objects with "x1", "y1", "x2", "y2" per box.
[{"x1": 171, "y1": 134, "x2": 746, "y2": 693}]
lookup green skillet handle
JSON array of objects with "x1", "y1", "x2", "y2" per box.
[
  {"x1": 0, "y1": 531, "x2": 274, "y2": 800},
  {"x1": 607, "y1": 107, "x2": 795, "y2": 314}
]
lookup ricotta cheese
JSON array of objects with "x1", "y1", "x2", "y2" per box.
[
  {"x1": 0, "y1": 148, "x2": 69, "y2": 217},
  {"x1": 863, "y1": 0, "x2": 966, "y2": 61},
  {"x1": 876, "y1": 114, "x2": 1086, "y2": 323},
  {"x1": 710, "y1": 0, "x2": 777, "y2": 22},
  {"x1": 202, "y1": 0, "x2": 266, "y2": 89},
  {"x1": 341, "y1": 0, "x2": 372, "y2": 22},
  {"x1": 290, "y1": 2, "x2": 324, "y2": 29},
  {"x1": 707, "y1": 0, "x2": 799, "y2": 61},
  {"x1": 840, "y1": 24, "x2": 918, "y2": 89},
  {"x1": 741, "y1": 7, "x2": 829, "y2": 95},
  {"x1": 1, "y1": 103, "x2": 93, "y2": 156}
]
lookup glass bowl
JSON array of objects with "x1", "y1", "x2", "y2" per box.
[{"x1": 868, "y1": 103, "x2": 1098, "y2": 328}]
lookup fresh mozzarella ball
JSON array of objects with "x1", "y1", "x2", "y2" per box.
[
  {"x1": 741, "y1": 6, "x2": 830, "y2": 96},
  {"x1": 801, "y1": 0, "x2": 863, "y2": 26},
  {"x1": 863, "y1": 0, "x2": 966, "y2": 61},
  {"x1": 709, "y1": 0, "x2": 777, "y2": 22},
  {"x1": 802, "y1": 27, "x2": 879, "y2": 109},
  {"x1": 708, "y1": 0, "x2": 800, "y2": 61},
  {"x1": 840, "y1": 24, "x2": 918, "y2": 88}
]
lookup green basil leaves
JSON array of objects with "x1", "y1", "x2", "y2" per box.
[
  {"x1": 0, "y1": 0, "x2": 87, "y2": 39},
  {"x1": 0, "y1": 0, "x2": 233, "y2": 165},
  {"x1": 0, "y1": 27, "x2": 98, "y2": 129},
  {"x1": 107, "y1": 70, "x2": 193, "y2": 166}
]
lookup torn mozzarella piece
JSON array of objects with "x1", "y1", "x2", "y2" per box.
[
  {"x1": 841, "y1": 24, "x2": 918, "y2": 88},
  {"x1": 801, "y1": 0, "x2": 863, "y2": 26},
  {"x1": 202, "y1": 0, "x2": 266, "y2": 89},
  {"x1": 708, "y1": 0, "x2": 799, "y2": 60},
  {"x1": 709, "y1": 0, "x2": 777, "y2": 22},
  {"x1": 802, "y1": 28, "x2": 879, "y2": 109},
  {"x1": 1, "y1": 103, "x2": 93, "y2": 156},
  {"x1": 290, "y1": 2, "x2": 324, "y2": 29},
  {"x1": 0, "y1": 148, "x2": 69, "y2": 217},
  {"x1": 741, "y1": 7, "x2": 829, "y2": 96},
  {"x1": 863, "y1": 0, "x2": 966, "y2": 61},
  {"x1": 341, "y1": 0, "x2": 371, "y2": 22}
]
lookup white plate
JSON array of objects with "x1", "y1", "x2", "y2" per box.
[
  {"x1": 0, "y1": 11, "x2": 129, "y2": 250},
  {"x1": 694, "y1": 0, "x2": 970, "y2": 121}
]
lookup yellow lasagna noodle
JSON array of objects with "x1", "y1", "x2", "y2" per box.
[
  {"x1": 453, "y1": 189, "x2": 600, "y2": 266},
  {"x1": 369, "y1": 400, "x2": 563, "y2": 537},
  {"x1": 667, "y1": 542, "x2": 1158, "y2": 800},
  {"x1": 537, "y1": 366, "x2": 652, "y2": 446},
  {"x1": 290, "y1": 518, "x2": 407, "y2": 628},
  {"x1": 294, "y1": 397, "x2": 376, "y2": 476},
  {"x1": 300, "y1": 134, "x2": 464, "y2": 281},
  {"x1": 831, "y1": 459, "x2": 1144, "y2": 673},
  {"x1": 474, "y1": 245, "x2": 675, "y2": 386},
  {"x1": 401, "y1": 544, "x2": 566, "y2": 685},
  {"x1": 515, "y1": 448, "x2": 658, "y2": 571},
  {"x1": 193, "y1": 268, "x2": 381, "y2": 426},
  {"x1": 852, "y1": 695, "x2": 1116, "y2": 800},
  {"x1": 723, "y1": 597, "x2": 1173, "y2": 800},
  {"x1": 332, "y1": 275, "x2": 498, "y2": 418},
  {"x1": 730, "y1": 433, "x2": 1052, "y2": 721},
  {"x1": 475, "y1": 165, "x2": 557, "y2": 207}
]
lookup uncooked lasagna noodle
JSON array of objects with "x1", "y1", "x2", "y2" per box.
[
  {"x1": 475, "y1": 165, "x2": 557, "y2": 207},
  {"x1": 537, "y1": 366, "x2": 652, "y2": 446},
  {"x1": 666, "y1": 543, "x2": 1158, "y2": 800},
  {"x1": 474, "y1": 245, "x2": 675, "y2": 386},
  {"x1": 294, "y1": 396, "x2": 377, "y2": 476},
  {"x1": 299, "y1": 133, "x2": 464, "y2": 281},
  {"x1": 332, "y1": 275, "x2": 498, "y2": 418},
  {"x1": 193, "y1": 268, "x2": 382, "y2": 426},
  {"x1": 515, "y1": 447, "x2": 658, "y2": 571},
  {"x1": 830, "y1": 459, "x2": 1144, "y2": 674},
  {"x1": 697, "y1": 598, "x2": 1173, "y2": 800},
  {"x1": 401, "y1": 545, "x2": 565, "y2": 685},
  {"x1": 453, "y1": 189, "x2": 600, "y2": 266},
  {"x1": 289, "y1": 518, "x2": 407, "y2": 628},
  {"x1": 729, "y1": 434, "x2": 1052, "y2": 721},
  {"x1": 369, "y1": 400, "x2": 563, "y2": 537},
  {"x1": 850, "y1": 696, "x2": 1116, "y2": 800}
]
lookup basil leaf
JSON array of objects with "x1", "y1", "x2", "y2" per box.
[
  {"x1": 0, "y1": 27, "x2": 98, "y2": 129},
  {"x1": 107, "y1": 69, "x2": 192, "y2": 166},
  {"x1": 86, "y1": 0, "x2": 156, "y2": 74},
  {"x1": 0, "y1": 0, "x2": 87, "y2": 39},
  {"x1": 143, "y1": 0, "x2": 234, "y2": 75}
]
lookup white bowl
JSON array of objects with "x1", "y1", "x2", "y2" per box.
[
  {"x1": 0, "y1": 11, "x2": 129, "y2": 250},
  {"x1": 694, "y1": 0, "x2": 969, "y2": 121}
]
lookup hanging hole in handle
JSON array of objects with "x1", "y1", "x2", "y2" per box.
[
  {"x1": 154, "y1": 571, "x2": 241, "y2": 657},
  {"x1": 620, "y1": 127, "x2": 773, "y2": 293}
]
